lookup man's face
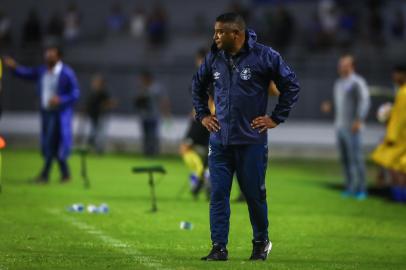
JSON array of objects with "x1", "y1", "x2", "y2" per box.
[
  {"x1": 392, "y1": 71, "x2": 406, "y2": 86},
  {"x1": 139, "y1": 74, "x2": 152, "y2": 88},
  {"x1": 44, "y1": 48, "x2": 60, "y2": 67},
  {"x1": 91, "y1": 76, "x2": 104, "y2": 91},
  {"x1": 337, "y1": 57, "x2": 354, "y2": 77},
  {"x1": 213, "y1": 22, "x2": 239, "y2": 52}
]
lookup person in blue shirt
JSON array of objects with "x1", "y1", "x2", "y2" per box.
[
  {"x1": 192, "y1": 13, "x2": 300, "y2": 261},
  {"x1": 3, "y1": 46, "x2": 80, "y2": 183}
]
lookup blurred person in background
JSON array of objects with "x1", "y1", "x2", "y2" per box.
[
  {"x1": 336, "y1": 4, "x2": 358, "y2": 48},
  {"x1": 146, "y1": 4, "x2": 168, "y2": 46},
  {"x1": 21, "y1": 9, "x2": 43, "y2": 48},
  {"x1": 63, "y1": 3, "x2": 81, "y2": 42},
  {"x1": 366, "y1": 1, "x2": 385, "y2": 47},
  {"x1": 371, "y1": 65, "x2": 406, "y2": 202},
  {"x1": 85, "y1": 74, "x2": 115, "y2": 154},
  {"x1": 2, "y1": 45, "x2": 80, "y2": 183},
  {"x1": 133, "y1": 69, "x2": 170, "y2": 156},
  {"x1": 107, "y1": 2, "x2": 127, "y2": 33},
  {"x1": 46, "y1": 11, "x2": 64, "y2": 42},
  {"x1": 264, "y1": 5, "x2": 295, "y2": 53},
  {"x1": 317, "y1": 0, "x2": 338, "y2": 47},
  {"x1": 129, "y1": 6, "x2": 146, "y2": 39},
  {"x1": 321, "y1": 55, "x2": 370, "y2": 200},
  {"x1": 390, "y1": 10, "x2": 405, "y2": 40},
  {"x1": 180, "y1": 48, "x2": 213, "y2": 199}
]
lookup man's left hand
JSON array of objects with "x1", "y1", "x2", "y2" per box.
[
  {"x1": 49, "y1": 96, "x2": 61, "y2": 108},
  {"x1": 351, "y1": 120, "x2": 362, "y2": 133},
  {"x1": 251, "y1": 115, "x2": 278, "y2": 133}
]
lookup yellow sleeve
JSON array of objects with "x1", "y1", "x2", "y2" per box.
[
  {"x1": 208, "y1": 96, "x2": 215, "y2": 114},
  {"x1": 386, "y1": 88, "x2": 406, "y2": 142},
  {"x1": 268, "y1": 81, "x2": 280, "y2": 97}
]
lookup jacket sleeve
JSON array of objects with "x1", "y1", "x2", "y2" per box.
[
  {"x1": 13, "y1": 66, "x2": 41, "y2": 81},
  {"x1": 59, "y1": 69, "x2": 80, "y2": 109},
  {"x1": 191, "y1": 53, "x2": 213, "y2": 122},
  {"x1": 266, "y1": 49, "x2": 300, "y2": 124},
  {"x1": 355, "y1": 78, "x2": 370, "y2": 121}
]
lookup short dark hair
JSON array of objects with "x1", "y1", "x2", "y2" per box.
[
  {"x1": 46, "y1": 46, "x2": 63, "y2": 58},
  {"x1": 215, "y1": 12, "x2": 246, "y2": 31},
  {"x1": 43, "y1": 38, "x2": 63, "y2": 57},
  {"x1": 394, "y1": 64, "x2": 406, "y2": 73}
]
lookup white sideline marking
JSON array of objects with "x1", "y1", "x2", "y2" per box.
[{"x1": 46, "y1": 209, "x2": 170, "y2": 270}]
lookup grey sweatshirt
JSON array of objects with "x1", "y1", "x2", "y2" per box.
[{"x1": 333, "y1": 73, "x2": 370, "y2": 129}]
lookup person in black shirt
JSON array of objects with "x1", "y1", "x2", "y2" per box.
[{"x1": 85, "y1": 74, "x2": 115, "y2": 153}]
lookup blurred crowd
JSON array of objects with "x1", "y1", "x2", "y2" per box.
[
  {"x1": 0, "y1": 0, "x2": 405, "y2": 53},
  {"x1": 0, "y1": 2, "x2": 170, "y2": 50}
]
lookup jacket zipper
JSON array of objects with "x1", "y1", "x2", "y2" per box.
[
  {"x1": 224, "y1": 52, "x2": 248, "y2": 145},
  {"x1": 226, "y1": 56, "x2": 233, "y2": 145}
]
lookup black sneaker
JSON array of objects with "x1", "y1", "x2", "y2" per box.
[
  {"x1": 249, "y1": 239, "x2": 272, "y2": 261},
  {"x1": 201, "y1": 243, "x2": 228, "y2": 261}
]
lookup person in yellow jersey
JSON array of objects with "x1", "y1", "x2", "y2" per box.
[
  {"x1": 180, "y1": 48, "x2": 215, "y2": 198},
  {"x1": 371, "y1": 65, "x2": 406, "y2": 202}
]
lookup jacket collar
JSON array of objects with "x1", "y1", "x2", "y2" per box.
[{"x1": 46, "y1": 61, "x2": 63, "y2": 75}]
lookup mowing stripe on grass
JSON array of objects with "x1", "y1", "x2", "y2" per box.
[{"x1": 46, "y1": 209, "x2": 170, "y2": 270}]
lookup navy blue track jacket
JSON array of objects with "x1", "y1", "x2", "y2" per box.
[{"x1": 191, "y1": 29, "x2": 300, "y2": 145}]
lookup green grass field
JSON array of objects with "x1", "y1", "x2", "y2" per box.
[{"x1": 1, "y1": 149, "x2": 406, "y2": 270}]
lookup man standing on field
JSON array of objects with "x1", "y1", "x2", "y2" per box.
[
  {"x1": 192, "y1": 13, "x2": 300, "y2": 261},
  {"x1": 3, "y1": 45, "x2": 80, "y2": 183}
]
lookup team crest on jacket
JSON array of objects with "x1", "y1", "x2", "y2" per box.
[
  {"x1": 213, "y1": 71, "x2": 220, "y2": 80},
  {"x1": 240, "y1": 67, "x2": 251, "y2": 80}
]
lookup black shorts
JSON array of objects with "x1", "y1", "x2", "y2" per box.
[{"x1": 184, "y1": 119, "x2": 210, "y2": 147}]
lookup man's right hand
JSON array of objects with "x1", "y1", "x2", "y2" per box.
[
  {"x1": 320, "y1": 100, "x2": 332, "y2": 114},
  {"x1": 3, "y1": 56, "x2": 17, "y2": 70},
  {"x1": 201, "y1": 115, "x2": 220, "y2": 132}
]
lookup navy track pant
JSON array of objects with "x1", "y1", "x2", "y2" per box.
[
  {"x1": 41, "y1": 111, "x2": 69, "y2": 179},
  {"x1": 208, "y1": 139, "x2": 269, "y2": 246}
]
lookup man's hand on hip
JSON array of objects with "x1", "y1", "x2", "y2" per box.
[
  {"x1": 251, "y1": 115, "x2": 278, "y2": 133},
  {"x1": 351, "y1": 120, "x2": 362, "y2": 133},
  {"x1": 49, "y1": 96, "x2": 61, "y2": 108},
  {"x1": 202, "y1": 115, "x2": 220, "y2": 132}
]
